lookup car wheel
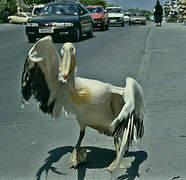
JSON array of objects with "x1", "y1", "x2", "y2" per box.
[
  {"x1": 143, "y1": 22, "x2": 146, "y2": 25},
  {"x1": 8, "y1": 19, "x2": 12, "y2": 24},
  {"x1": 121, "y1": 22, "x2": 124, "y2": 27},
  {"x1": 129, "y1": 22, "x2": 132, "y2": 26},
  {"x1": 87, "y1": 24, "x2": 93, "y2": 38},
  {"x1": 74, "y1": 26, "x2": 81, "y2": 42},
  {"x1": 27, "y1": 35, "x2": 36, "y2": 43}
]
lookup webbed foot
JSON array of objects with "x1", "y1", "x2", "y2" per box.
[{"x1": 70, "y1": 147, "x2": 87, "y2": 167}]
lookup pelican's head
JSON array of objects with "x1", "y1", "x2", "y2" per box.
[{"x1": 59, "y1": 42, "x2": 76, "y2": 83}]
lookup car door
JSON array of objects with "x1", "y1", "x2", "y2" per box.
[
  {"x1": 78, "y1": 4, "x2": 92, "y2": 33},
  {"x1": 12, "y1": 13, "x2": 19, "y2": 23},
  {"x1": 14, "y1": 13, "x2": 23, "y2": 23}
]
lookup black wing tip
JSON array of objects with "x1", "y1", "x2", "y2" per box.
[{"x1": 21, "y1": 58, "x2": 55, "y2": 116}]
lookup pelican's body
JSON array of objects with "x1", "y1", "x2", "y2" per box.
[
  {"x1": 21, "y1": 36, "x2": 145, "y2": 172},
  {"x1": 66, "y1": 77, "x2": 124, "y2": 135}
]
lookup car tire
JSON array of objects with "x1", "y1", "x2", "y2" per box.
[
  {"x1": 129, "y1": 22, "x2": 132, "y2": 26},
  {"x1": 87, "y1": 24, "x2": 93, "y2": 38},
  {"x1": 27, "y1": 35, "x2": 36, "y2": 43},
  {"x1": 74, "y1": 26, "x2": 81, "y2": 42},
  {"x1": 8, "y1": 19, "x2": 12, "y2": 24},
  {"x1": 121, "y1": 22, "x2": 124, "y2": 27},
  {"x1": 143, "y1": 22, "x2": 146, "y2": 25}
]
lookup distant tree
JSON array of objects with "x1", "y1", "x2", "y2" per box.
[
  {"x1": 23, "y1": 0, "x2": 52, "y2": 5},
  {"x1": 80, "y1": 0, "x2": 106, "y2": 7},
  {"x1": 0, "y1": 0, "x2": 17, "y2": 23}
]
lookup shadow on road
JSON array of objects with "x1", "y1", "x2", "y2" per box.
[
  {"x1": 36, "y1": 146, "x2": 147, "y2": 180},
  {"x1": 117, "y1": 151, "x2": 148, "y2": 180},
  {"x1": 35, "y1": 146, "x2": 73, "y2": 180}
]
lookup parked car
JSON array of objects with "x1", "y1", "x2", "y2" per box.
[
  {"x1": 86, "y1": 5, "x2": 109, "y2": 30},
  {"x1": 105, "y1": 7, "x2": 124, "y2": 26},
  {"x1": 26, "y1": 1, "x2": 94, "y2": 42},
  {"x1": 129, "y1": 12, "x2": 146, "y2": 25},
  {"x1": 8, "y1": 12, "x2": 32, "y2": 24}
]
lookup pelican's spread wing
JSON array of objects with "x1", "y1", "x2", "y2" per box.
[
  {"x1": 21, "y1": 36, "x2": 68, "y2": 118},
  {"x1": 111, "y1": 77, "x2": 145, "y2": 170}
]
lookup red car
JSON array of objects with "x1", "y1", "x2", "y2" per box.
[{"x1": 86, "y1": 5, "x2": 109, "y2": 30}]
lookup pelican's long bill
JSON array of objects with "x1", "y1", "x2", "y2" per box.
[{"x1": 59, "y1": 43, "x2": 75, "y2": 83}]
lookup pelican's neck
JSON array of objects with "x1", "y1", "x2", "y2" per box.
[{"x1": 66, "y1": 69, "x2": 76, "y2": 92}]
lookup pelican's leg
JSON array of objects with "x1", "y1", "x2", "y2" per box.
[
  {"x1": 106, "y1": 137, "x2": 120, "y2": 171},
  {"x1": 106, "y1": 138, "x2": 128, "y2": 172},
  {"x1": 71, "y1": 128, "x2": 87, "y2": 167}
]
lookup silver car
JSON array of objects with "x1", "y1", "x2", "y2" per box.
[{"x1": 129, "y1": 12, "x2": 146, "y2": 25}]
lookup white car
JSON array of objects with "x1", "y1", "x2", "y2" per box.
[
  {"x1": 129, "y1": 12, "x2": 146, "y2": 25},
  {"x1": 106, "y1": 7, "x2": 124, "y2": 26},
  {"x1": 8, "y1": 12, "x2": 32, "y2": 24}
]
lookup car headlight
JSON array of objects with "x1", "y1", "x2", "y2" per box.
[
  {"x1": 54, "y1": 22, "x2": 74, "y2": 27},
  {"x1": 26, "y1": 23, "x2": 38, "y2": 27}
]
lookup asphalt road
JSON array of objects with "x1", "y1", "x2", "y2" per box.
[{"x1": 0, "y1": 22, "x2": 186, "y2": 180}]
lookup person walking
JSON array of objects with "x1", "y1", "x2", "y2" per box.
[{"x1": 154, "y1": 0, "x2": 163, "y2": 26}]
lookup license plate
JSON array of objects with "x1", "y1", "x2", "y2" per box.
[{"x1": 39, "y1": 28, "x2": 53, "y2": 33}]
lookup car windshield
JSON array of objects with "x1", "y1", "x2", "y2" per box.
[
  {"x1": 132, "y1": 12, "x2": 144, "y2": 16},
  {"x1": 40, "y1": 3, "x2": 78, "y2": 16},
  {"x1": 124, "y1": 13, "x2": 131, "y2": 17},
  {"x1": 106, "y1": 8, "x2": 123, "y2": 13},
  {"x1": 87, "y1": 7, "x2": 103, "y2": 13}
]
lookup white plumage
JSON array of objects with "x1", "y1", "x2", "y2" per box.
[{"x1": 21, "y1": 36, "x2": 145, "y2": 172}]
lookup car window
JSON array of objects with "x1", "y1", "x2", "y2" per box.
[
  {"x1": 95, "y1": 7, "x2": 103, "y2": 13},
  {"x1": 124, "y1": 13, "x2": 131, "y2": 17},
  {"x1": 87, "y1": 7, "x2": 96, "y2": 13},
  {"x1": 133, "y1": 12, "x2": 144, "y2": 16},
  {"x1": 40, "y1": 3, "x2": 78, "y2": 15},
  {"x1": 106, "y1": 8, "x2": 123, "y2": 13},
  {"x1": 87, "y1": 7, "x2": 103, "y2": 14}
]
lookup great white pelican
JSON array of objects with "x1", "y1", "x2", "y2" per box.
[{"x1": 21, "y1": 36, "x2": 145, "y2": 172}]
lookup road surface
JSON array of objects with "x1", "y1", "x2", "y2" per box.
[{"x1": 0, "y1": 22, "x2": 186, "y2": 180}]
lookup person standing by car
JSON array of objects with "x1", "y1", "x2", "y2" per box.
[{"x1": 154, "y1": 0, "x2": 163, "y2": 26}]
